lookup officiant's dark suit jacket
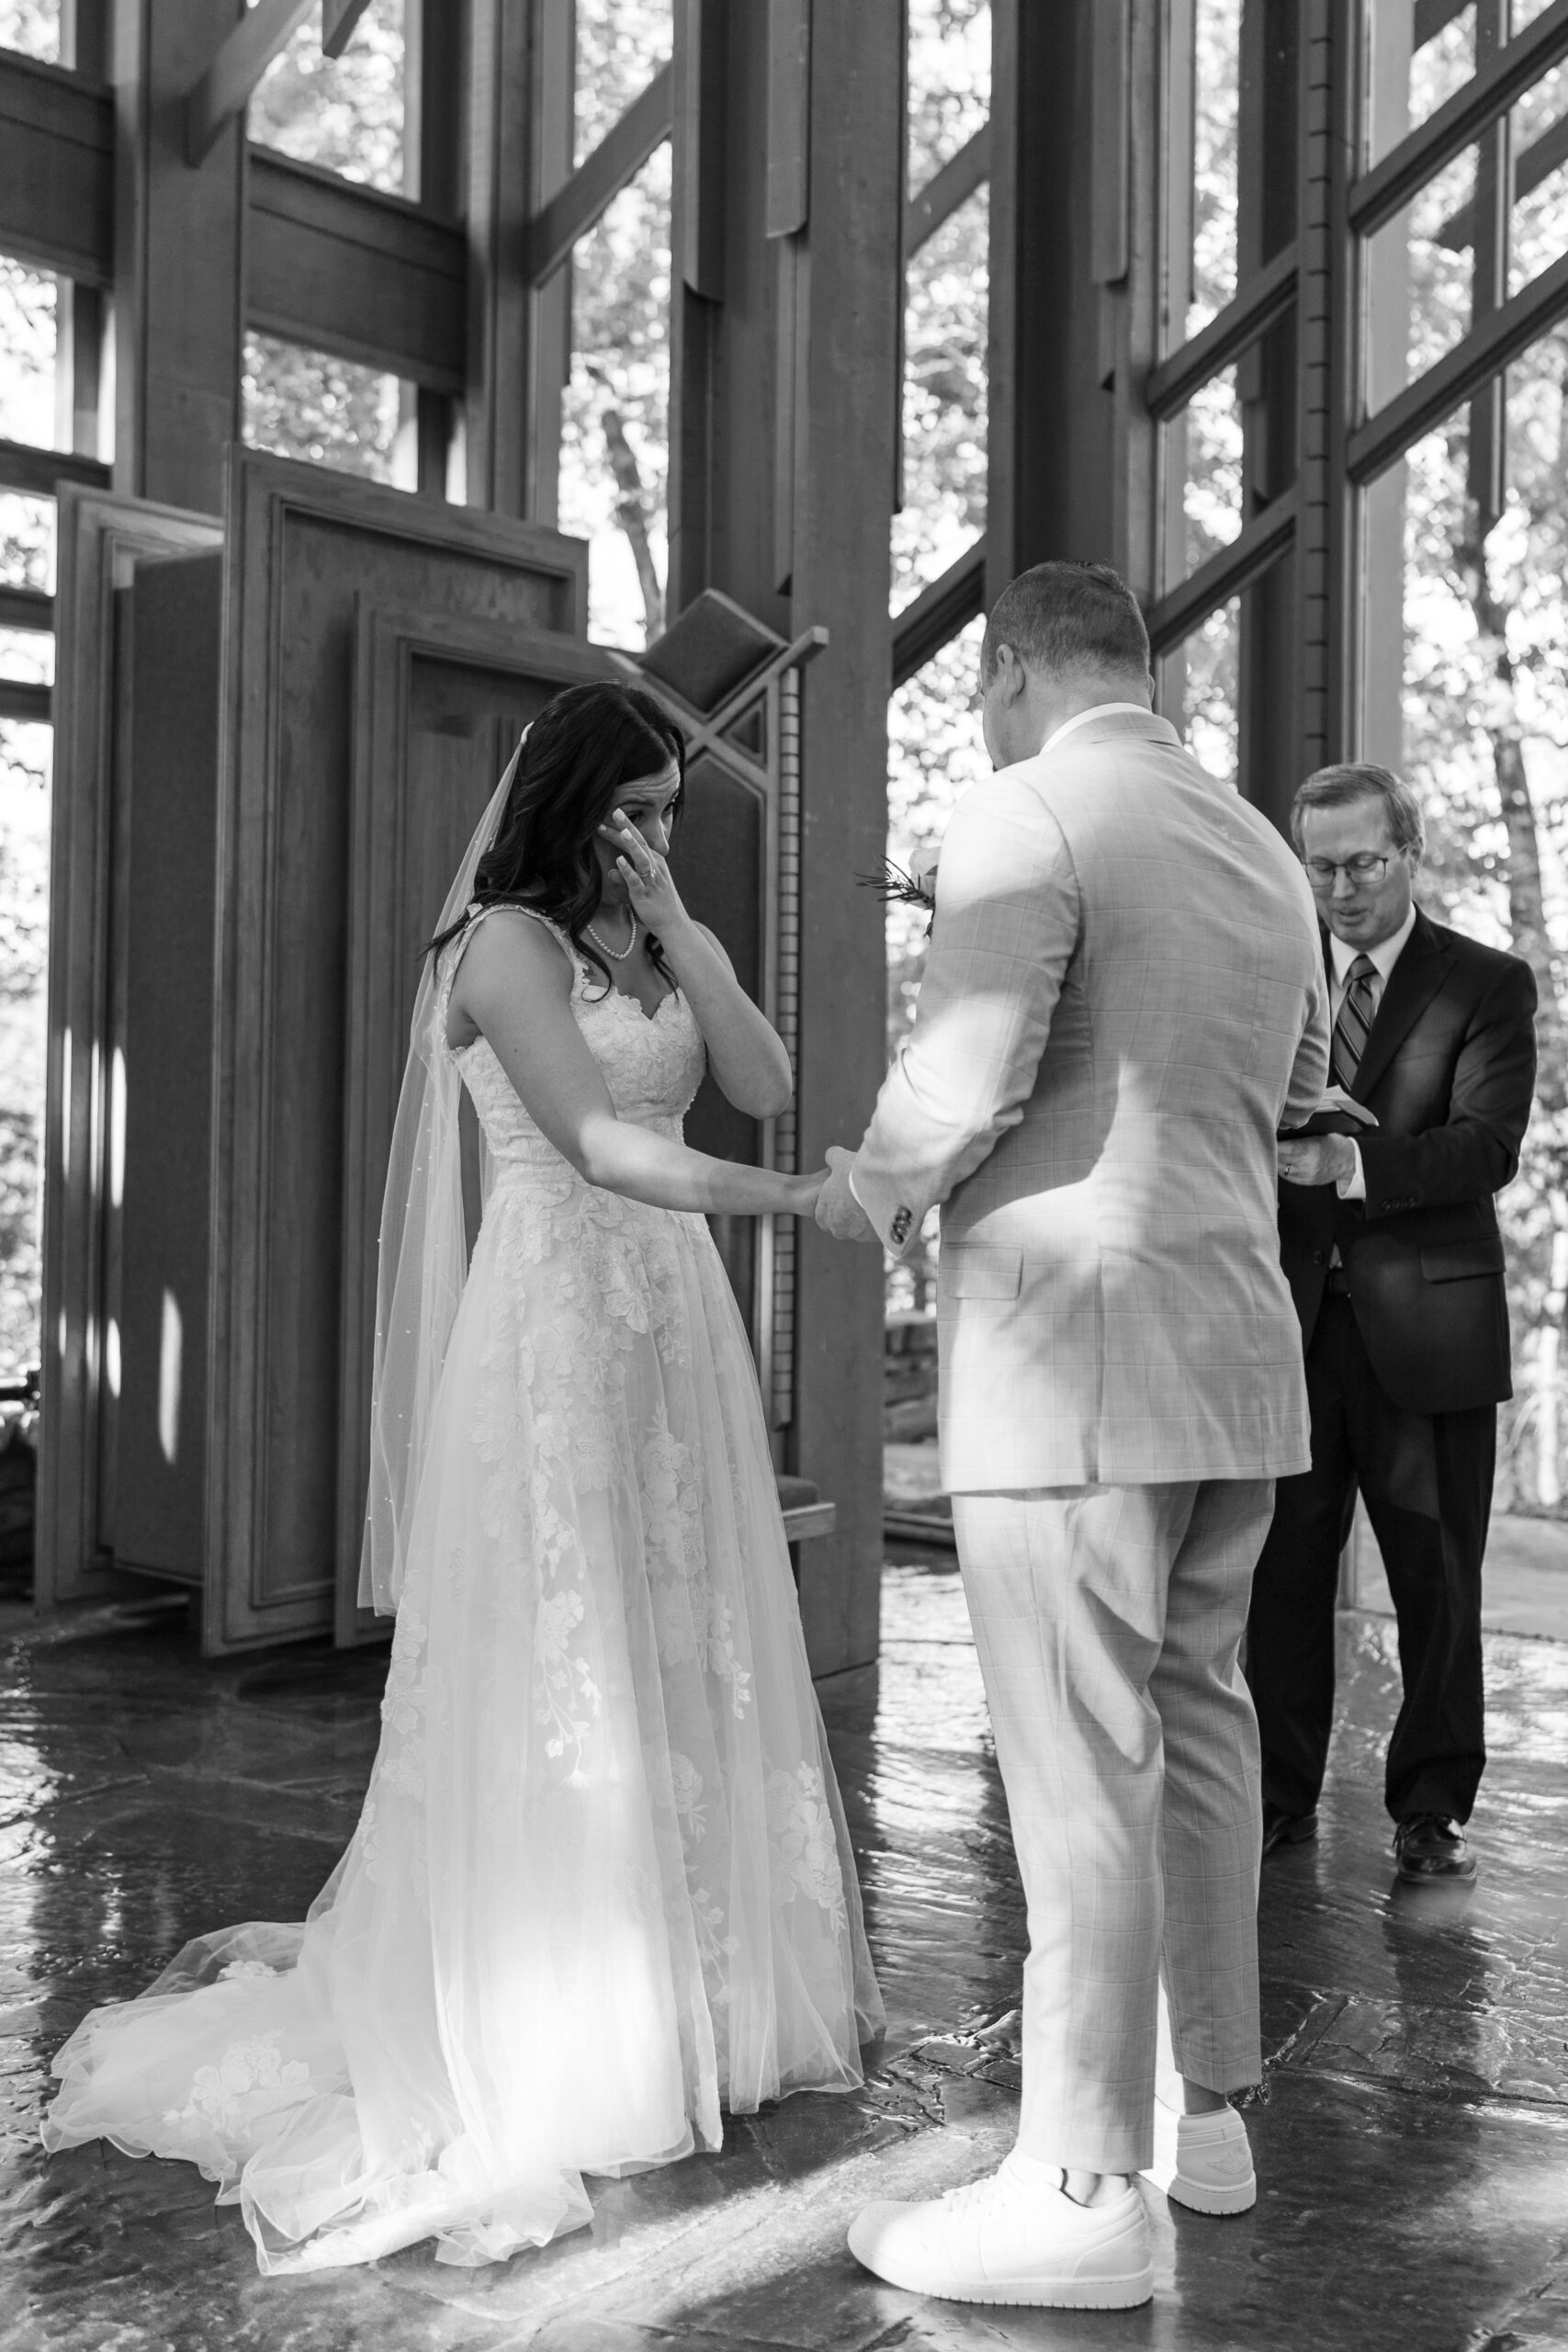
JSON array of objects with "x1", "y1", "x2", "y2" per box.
[{"x1": 1279, "y1": 910, "x2": 1537, "y2": 1415}]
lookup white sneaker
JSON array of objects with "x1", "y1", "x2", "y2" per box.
[
  {"x1": 847, "y1": 2157, "x2": 1154, "y2": 2309},
  {"x1": 1141, "y1": 2095, "x2": 1256, "y2": 2214}
]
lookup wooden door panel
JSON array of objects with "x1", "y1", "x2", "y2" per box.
[
  {"x1": 38, "y1": 490, "x2": 223, "y2": 1611},
  {"x1": 335, "y1": 613, "x2": 618, "y2": 1643},
  {"x1": 107, "y1": 551, "x2": 224, "y2": 1580},
  {"x1": 207, "y1": 456, "x2": 591, "y2": 1655}
]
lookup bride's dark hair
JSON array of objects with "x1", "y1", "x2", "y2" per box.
[{"x1": 428, "y1": 679, "x2": 686, "y2": 991}]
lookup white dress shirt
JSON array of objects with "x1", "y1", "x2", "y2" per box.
[{"x1": 1328, "y1": 901, "x2": 1416, "y2": 1199}]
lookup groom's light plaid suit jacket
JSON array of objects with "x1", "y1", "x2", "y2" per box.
[{"x1": 852, "y1": 710, "x2": 1331, "y2": 1492}]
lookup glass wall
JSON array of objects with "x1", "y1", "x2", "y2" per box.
[
  {"x1": 558, "y1": 145, "x2": 672, "y2": 650},
  {"x1": 1351, "y1": 4, "x2": 1568, "y2": 1622},
  {"x1": 894, "y1": 0, "x2": 989, "y2": 616},
  {"x1": 0, "y1": 2, "x2": 58, "y2": 64},
  {"x1": 0, "y1": 257, "x2": 59, "y2": 1385},
  {"x1": 885, "y1": 0, "x2": 991, "y2": 1367},
  {"x1": 250, "y1": 0, "x2": 407, "y2": 196},
  {"x1": 242, "y1": 334, "x2": 413, "y2": 488}
]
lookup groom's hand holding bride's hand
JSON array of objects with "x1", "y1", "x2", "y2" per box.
[{"x1": 816, "y1": 1147, "x2": 879, "y2": 1244}]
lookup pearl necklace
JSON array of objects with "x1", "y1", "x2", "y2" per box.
[{"x1": 584, "y1": 910, "x2": 638, "y2": 963}]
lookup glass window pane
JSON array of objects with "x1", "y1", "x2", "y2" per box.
[
  {"x1": 0, "y1": 259, "x2": 58, "y2": 451},
  {"x1": 558, "y1": 143, "x2": 671, "y2": 650},
  {"x1": 251, "y1": 0, "x2": 405, "y2": 195},
  {"x1": 894, "y1": 187, "x2": 988, "y2": 616},
  {"x1": 1363, "y1": 146, "x2": 1477, "y2": 407},
  {"x1": 1510, "y1": 62, "x2": 1568, "y2": 300},
  {"x1": 907, "y1": 0, "x2": 990, "y2": 194},
  {"x1": 0, "y1": 496, "x2": 54, "y2": 599},
  {"x1": 242, "y1": 334, "x2": 412, "y2": 486},
  {"x1": 885, "y1": 615, "x2": 987, "y2": 1317},
  {"x1": 0, "y1": 629, "x2": 52, "y2": 688},
  {"x1": 1368, "y1": 6, "x2": 1477, "y2": 167},
  {"x1": 1190, "y1": 0, "x2": 1241, "y2": 335},
  {"x1": 575, "y1": 0, "x2": 674, "y2": 166},
  {"x1": 1361, "y1": 333, "x2": 1568, "y2": 1504},
  {"x1": 0, "y1": 1, "x2": 59, "y2": 63},
  {"x1": 1160, "y1": 367, "x2": 1244, "y2": 593},
  {"x1": 0, "y1": 717, "x2": 51, "y2": 1384},
  {"x1": 1160, "y1": 599, "x2": 1240, "y2": 781}
]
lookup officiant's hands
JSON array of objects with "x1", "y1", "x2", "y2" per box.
[{"x1": 816, "y1": 1147, "x2": 879, "y2": 1243}]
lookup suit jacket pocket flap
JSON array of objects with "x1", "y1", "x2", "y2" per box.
[
  {"x1": 949, "y1": 1247, "x2": 1024, "y2": 1302},
  {"x1": 1420, "y1": 1236, "x2": 1506, "y2": 1283}
]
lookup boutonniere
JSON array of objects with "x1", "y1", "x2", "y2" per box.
[{"x1": 860, "y1": 843, "x2": 940, "y2": 936}]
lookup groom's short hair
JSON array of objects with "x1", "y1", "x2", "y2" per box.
[{"x1": 981, "y1": 561, "x2": 1151, "y2": 685}]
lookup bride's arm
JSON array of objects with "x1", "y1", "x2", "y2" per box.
[
  {"x1": 450, "y1": 911, "x2": 819, "y2": 1216},
  {"x1": 602, "y1": 816, "x2": 794, "y2": 1118}
]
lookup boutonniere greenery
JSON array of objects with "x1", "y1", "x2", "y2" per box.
[{"x1": 860, "y1": 844, "x2": 939, "y2": 936}]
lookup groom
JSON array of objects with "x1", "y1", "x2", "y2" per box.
[{"x1": 818, "y1": 561, "x2": 1330, "y2": 2310}]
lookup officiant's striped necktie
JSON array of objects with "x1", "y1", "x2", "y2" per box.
[{"x1": 1331, "y1": 954, "x2": 1378, "y2": 1091}]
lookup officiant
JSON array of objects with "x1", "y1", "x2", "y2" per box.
[{"x1": 1249, "y1": 763, "x2": 1538, "y2": 1886}]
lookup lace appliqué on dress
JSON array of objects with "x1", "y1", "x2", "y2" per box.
[{"x1": 766, "y1": 1763, "x2": 850, "y2": 1931}]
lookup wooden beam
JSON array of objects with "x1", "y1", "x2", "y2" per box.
[
  {"x1": 1348, "y1": 245, "x2": 1568, "y2": 483},
  {"x1": 186, "y1": 0, "x2": 315, "y2": 167},
  {"x1": 321, "y1": 0, "x2": 374, "y2": 60},
  {"x1": 0, "y1": 50, "x2": 112, "y2": 285},
  {"x1": 522, "y1": 63, "x2": 675, "y2": 285},
  {"x1": 1145, "y1": 242, "x2": 1300, "y2": 418},
  {"x1": 905, "y1": 122, "x2": 991, "y2": 261},
  {"x1": 766, "y1": 0, "x2": 811, "y2": 237},
  {"x1": 0, "y1": 680, "x2": 51, "y2": 723},
  {"x1": 247, "y1": 150, "x2": 467, "y2": 390},
  {"x1": 891, "y1": 539, "x2": 987, "y2": 685},
  {"x1": 1348, "y1": 0, "x2": 1568, "y2": 236},
  {"x1": 1145, "y1": 486, "x2": 1299, "y2": 657},
  {"x1": 0, "y1": 585, "x2": 52, "y2": 632},
  {"x1": 0, "y1": 436, "x2": 111, "y2": 496}
]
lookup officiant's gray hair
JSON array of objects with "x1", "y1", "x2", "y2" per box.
[
  {"x1": 1292, "y1": 763, "x2": 1426, "y2": 860},
  {"x1": 981, "y1": 560, "x2": 1150, "y2": 685}
]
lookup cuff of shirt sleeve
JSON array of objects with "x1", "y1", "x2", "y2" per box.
[{"x1": 1336, "y1": 1141, "x2": 1366, "y2": 1201}]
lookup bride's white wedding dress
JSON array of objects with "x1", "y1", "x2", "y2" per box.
[{"x1": 42, "y1": 910, "x2": 883, "y2": 2273}]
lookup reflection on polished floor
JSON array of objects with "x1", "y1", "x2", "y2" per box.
[{"x1": 1, "y1": 1557, "x2": 1565, "y2": 2351}]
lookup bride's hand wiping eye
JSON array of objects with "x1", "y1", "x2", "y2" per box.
[{"x1": 600, "y1": 809, "x2": 689, "y2": 934}]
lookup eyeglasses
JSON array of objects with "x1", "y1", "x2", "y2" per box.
[{"x1": 1303, "y1": 853, "x2": 1393, "y2": 888}]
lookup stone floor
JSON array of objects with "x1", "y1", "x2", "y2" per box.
[{"x1": 1, "y1": 1557, "x2": 1565, "y2": 2351}]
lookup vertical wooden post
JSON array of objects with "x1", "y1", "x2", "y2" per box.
[
  {"x1": 406, "y1": 0, "x2": 460, "y2": 498},
  {"x1": 58, "y1": 1, "x2": 112, "y2": 465},
  {"x1": 987, "y1": 0, "x2": 1122, "y2": 601},
  {"x1": 467, "y1": 0, "x2": 573, "y2": 520},
  {"x1": 1297, "y1": 0, "x2": 1355, "y2": 773},
  {"x1": 668, "y1": 0, "x2": 789, "y2": 625},
  {"x1": 1237, "y1": 0, "x2": 1304, "y2": 829},
  {"x1": 1359, "y1": 0, "x2": 1412, "y2": 771},
  {"x1": 111, "y1": 0, "x2": 247, "y2": 515},
  {"x1": 786, "y1": 0, "x2": 903, "y2": 1677}
]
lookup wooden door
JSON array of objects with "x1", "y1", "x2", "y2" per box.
[
  {"x1": 38, "y1": 490, "x2": 223, "y2": 1611},
  {"x1": 334, "y1": 609, "x2": 619, "y2": 1644}
]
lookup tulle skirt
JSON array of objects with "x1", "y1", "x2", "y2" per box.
[{"x1": 41, "y1": 1175, "x2": 883, "y2": 2271}]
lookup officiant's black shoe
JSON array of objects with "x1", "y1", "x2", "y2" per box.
[
  {"x1": 1261, "y1": 1802, "x2": 1317, "y2": 1858},
  {"x1": 1393, "y1": 1812, "x2": 1476, "y2": 1883}
]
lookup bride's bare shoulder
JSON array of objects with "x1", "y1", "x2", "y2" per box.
[{"x1": 446, "y1": 908, "x2": 574, "y2": 1046}]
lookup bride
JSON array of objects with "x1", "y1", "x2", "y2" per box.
[{"x1": 42, "y1": 680, "x2": 883, "y2": 2272}]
